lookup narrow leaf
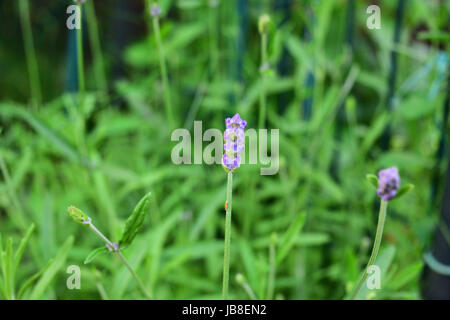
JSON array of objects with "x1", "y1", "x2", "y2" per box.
[
  {"x1": 29, "y1": 236, "x2": 73, "y2": 299},
  {"x1": 118, "y1": 192, "x2": 151, "y2": 248},
  {"x1": 351, "y1": 245, "x2": 396, "y2": 300},
  {"x1": 14, "y1": 223, "x2": 35, "y2": 270},
  {"x1": 276, "y1": 212, "x2": 307, "y2": 265},
  {"x1": 388, "y1": 261, "x2": 423, "y2": 290},
  {"x1": 392, "y1": 184, "x2": 414, "y2": 200},
  {"x1": 366, "y1": 174, "x2": 378, "y2": 189},
  {"x1": 84, "y1": 247, "x2": 109, "y2": 264},
  {"x1": 17, "y1": 259, "x2": 54, "y2": 300}
]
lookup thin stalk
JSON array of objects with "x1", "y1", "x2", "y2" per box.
[
  {"x1": 152, "y1": 14, "x2": 175, "y2": 128},
  {"x1": 87, "y1": 221, "x2": 153, "y2": 299},
  {"x1": 222, "y1": 171, "x2": 233, "y2": 299},
  {"x1": 258, "y1": 32, "x2": 268, "y2": 129},
  {"x1": 350, "y1": 200, "x2": 388, "y2": 300},
  {"x1": 85, "y1": 0, "x2": 107, "y2": 93},
  {"x1": 76, "y1": 3, "x2": 85, "y2": 104},
  {"x1": 208, "y1": 2, "x2": 219, "y2": 75},
  {"x1": 266, "y1": 238, "x2": 276, "y2": 299},
  {"x1": 18, "y1": 0, "x2": 41, "y2": 110},
  {"x1": 96, "y1": 281, "x2": 109, "y2": 300},
  {"x1": 238, "y1": 279, "x2": 257, "y2": 300},
  {"x1": 115, "y1": 250, "x2": 153, "y2": 300},
  {"x1": 93, "y1": 269, "x2": 110, "y2": 300}
]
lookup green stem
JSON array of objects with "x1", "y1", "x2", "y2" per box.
[
  {"x1": 18, "y1": 0, "x2": 41, "y2": 110},
  {"x1": 87, "y1": 221, "x2": 153, "y2": 299},
  {"x1": 152, "y1": 15, "x2": 175, "y2": 128},
  {"x1": 240, "y1": 280, "x2": 257, "y2": 300},
  {"x1": 258, "y1": 32, "x2": 268, "y2": 129},
  {"x1": 266, "y1": 239, "x2": 276, "y2": 299},
  {"x1": 76, "y1": 3, "x2": 85, "y2": 104},
  {"x1": 222, "y1": 171, "x2": 233, "y2": 299},
  {"x1": 349, "y1": 200, "x2": 388, "y2": 300},
  {"x1": 96, "y1": 281, "x2": 109, "y2": 300},
  {"x1": 116, "y1": 250, "x2": 153, "y2": 300},
  {"x1": 208, "y1": 2, "x2": 219, "y2": 75},
  {"x1": 85, "y1": 0, "x2": 107, "y2": 93}
]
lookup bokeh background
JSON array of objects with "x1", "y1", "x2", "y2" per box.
[{"x1": 0, "y1": 0, "x2": 449, "y2": 299}]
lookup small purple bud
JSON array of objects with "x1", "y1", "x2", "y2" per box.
[
  {"x1": 376, "y1": 167, "x2": 400, "y2": 201},
  {"x1": 150, "y1": 4, "x2": 162, "y2": 17}
]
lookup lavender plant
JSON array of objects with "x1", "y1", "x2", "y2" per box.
[
  {"x1": 18, "y1": 0, "x2": 41, "y2": 110},
  {"x1": 266, "y1": 233, "x2": 277, "y2": 299},
  {"x1": 75, "y1": 0, "x2": 86, "y2": 103},
  {"x1": 349, "y1": 167, "x2": 414, "y2": 299},
  {"x1": 149, "y1": 1, "x2": 175, "y2": 128},
  {"x1": 0, "y1": 224, "x2": 74, "y2": 300},
  {"x1": 222, "y1": 113, "x2": 247, "y2": 300},
  {"x1": 258, "y1": 14, "x2": 270, "y2": 129},
  {"x1": 68, "y1": 192, "x2": 152, "y2": 299},
  {"x1": 85, "y1": 0, "x2": 107, "y2": 93}
]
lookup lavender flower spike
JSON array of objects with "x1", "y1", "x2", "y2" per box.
[
  {"x1": 222, "y1": 113, "x2": 247, "y2": 172},
  {"x1": 377, "y1": 167, "x2": 400, "y2": 201}
]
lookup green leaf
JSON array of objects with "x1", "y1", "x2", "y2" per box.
[
  {"x1": 0, "y1": 233, "x2": 3, "y2": 270},
  {"x1": 118, "y1": 192, "x2": 151, "y2": 248},
  {"x1": 351, "y1": 245, "x2": 396, "y2": 300},
  {"x1": 0, "y1": 104, "x2": 82, "y2": 164},
  {"x1": 276, "y1": 212, "x2": 307, "y2": 265},
  {"x1": 3, "y1": 238, "x2": 14, "y2": 299},
  {"x1": 388, "y1": 262, "x2": 423, "y2": 290},
  {"x1": 84, "y1": 247, "x2": 109, "y2": 265},
  {"x1": 366, "y1": 174, "x2": 378, "y2": 189},
  {"x1": 14, "y1": 223, "x2": 35, "y2": 270},
  {"x1": 392, "y1": 184, "x2": 414, "y2": 200},
  {"x1": 17, "y1": 259, "x2": 54, "y2": 300},
  {"x1": 29, "y1": 236, "x2": 73, "y2": 299},
  {"x1": 0, "y1": 234, "x2": 3, "y2": 299},
  {"x1": 362, "y1": 112, "x2": 389, "y2": 154}
]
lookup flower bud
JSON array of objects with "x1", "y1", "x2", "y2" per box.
[
  {"x1": 270, "y1": 233, "x2": 278, "y2": 246},
  {"x1": 258, "y1": 14, "x2": 271, "y2": 34},
  {"x1": 376, "y1": 167, "x2": 400, "y2": 201},
  {"x1": 235, "y1": 273, "x2": 245, "y2": 285},
  {"x1": 68, "y1": 206, "x2": 90, "y2": 225}
]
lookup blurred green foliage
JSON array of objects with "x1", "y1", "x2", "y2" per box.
[{"x1": 0, "y1": 0, "x2": 448, "y2": 299}]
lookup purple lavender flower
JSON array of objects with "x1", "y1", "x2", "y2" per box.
[
  {"x1": 222, "y1": 114, "x2": 247, "y2": 172},
  {"x1": 377, "y1": 167, "x2": 400, "y2": 201}
]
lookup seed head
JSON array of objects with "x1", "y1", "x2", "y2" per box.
[
  {"x1": 376, "y1": 167, "x2": 400, "y2": 201},
  {"x1": 222, "y1": 113, "x2": 247, "y2": 172}
]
